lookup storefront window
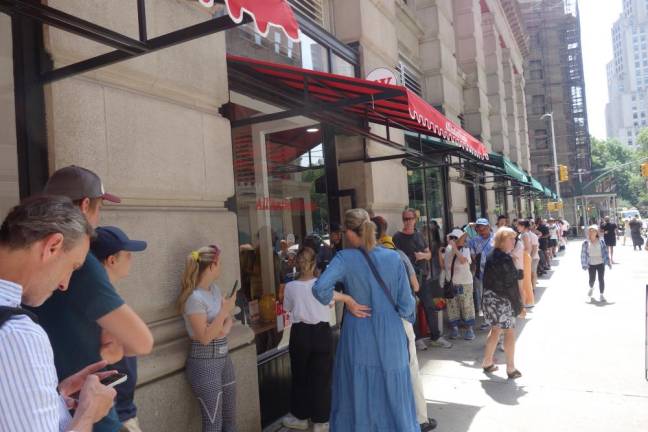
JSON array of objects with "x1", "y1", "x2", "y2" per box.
[
  {"x1": 406, "y1": 166, "x2": 446, "y2": 236},
  {"x1": 233, "y1": 121, "x2": 330, "y2": 356},
  {"x1": 495, "y1": 187, "x2": 508, "y2": 216},
  {"x1": 331, "y1": 53, "x2": 355, "y2": 77},
  {"x1": 297, "y1": 32, "x2": 329, "y2": 72}
]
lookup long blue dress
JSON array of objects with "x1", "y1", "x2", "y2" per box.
[{"x1": 312, "y1": 247, "x2": 418, "y2": 432}]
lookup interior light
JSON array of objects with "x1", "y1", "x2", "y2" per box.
[{"x1": 306, "y1": 127, "x2": 319, "y2": 133}]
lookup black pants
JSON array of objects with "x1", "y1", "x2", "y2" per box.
[
  {"x1": 289, "y1": 322, "x2": 333, "y2": 423},
  {"x1": 588, "y1": 264, "x2": 605, "y2": 294},
  {"x1": 416, "y1": 277, "x2": 441, "y2": 341}
]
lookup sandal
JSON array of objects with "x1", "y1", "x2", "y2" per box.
[
  {"x1": 507, "y1": 369, "x2": 522, "y2": 379},
  {"x1": 482, "y1": 364, "x2": 499, "y2": 373}
]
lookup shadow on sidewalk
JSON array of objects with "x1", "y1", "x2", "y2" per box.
[
  {"x1": 480, "y1": 379, "x2": 528, "y2": 406},
  {"x1": 426, "y1": 400, "x2": 481, "y2": 432}
]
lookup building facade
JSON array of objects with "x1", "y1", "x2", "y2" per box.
[
  {"x1": 605, "y1": 0, "x2": 648, "y2": 148},
  {"x1": 1, "y1": 1, "x2": 540, "y2": 431},
  {"x1": 521, "y1": 0, "x2": 592, "y2": 218}
]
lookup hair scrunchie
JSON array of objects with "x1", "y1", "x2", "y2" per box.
[{"x1": 190, "y1": 251, "x2": 200, "y2": 262}]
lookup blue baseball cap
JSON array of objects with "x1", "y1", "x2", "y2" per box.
[
  {"x1": 91, "y1": 226, "x2": 147, "y2": 261},
  {"x1": 475, "y1": 218, "x2": 490, "y2": 226}
]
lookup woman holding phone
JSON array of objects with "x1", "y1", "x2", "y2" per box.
[{"x1": 177, "y1": 245, "x2": 237, "y2": 432}]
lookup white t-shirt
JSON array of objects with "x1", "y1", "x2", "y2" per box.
[
  {"x1": 588, "y1": 241, "x2": 604, "y2": 265},
  {"x1": 183, "y1": 284, "x2": 223, "y2": 339},
  {"x1": 444, "y1": 245, "x2": 473, "y2": 285},
  {"x1": 527, "y1": 231, "x2": 540, "y2": 259},
  {"x1": 283, "y1": 278, "x2": 331, "y2": 325},
  {"x1": 511, "y1": 237, "x2": 525, "y2": 270},
  {"x1": 549, "y1": 224, "x2": 559, "y2": 240}
]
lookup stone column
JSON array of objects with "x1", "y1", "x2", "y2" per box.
[
  {"x1": 502, "y1": 49, "x2": 521, "y2": 162},
  {"x1": 43, "y1": 1, "x2": 260, "y2": 430},
  {"x1": 482, "y1": 11, "x2": 509, "y2": 156},
  {"x1": 0, "y1": 14, "x2": 19, "y2": 219},
  {"x1": 516, "y1": 75, "x2": 532, "y2": 172}
]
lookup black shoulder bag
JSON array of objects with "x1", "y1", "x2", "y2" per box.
[
  {"x1": 0, "y1": 306, "x2": 38, "y2": 329},
  {"x1": 443, "y1": 255, "x2": 458, "y2": 299},
  {"x1": 358, "y1": 248, "x2": 398, "y2": 313}
]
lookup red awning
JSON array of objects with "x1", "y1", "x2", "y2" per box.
[
  {"x1": 227, "y1": 55, "x2": 489, "y2": 160},
  {"x1": 199, "y1": 0, "x2": 300, "y2": 42}
]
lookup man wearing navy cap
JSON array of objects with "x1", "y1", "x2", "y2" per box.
[
  {"x1": 91, "y1": 227, "x2": 147, "y2": 432},
  {"x1": 468, "y1": 218, "x2": 493, "y2": 330},
  {"x1": 29, "y1": 166, "x2": 153, "y2": 432}
]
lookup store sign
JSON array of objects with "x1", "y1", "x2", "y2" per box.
[
  {"x1": 366, "y1": 67, "x2": 398, "y2": 86},
  {"x1": 256, "y1": 197, "x2": 318, "y2": 212}
]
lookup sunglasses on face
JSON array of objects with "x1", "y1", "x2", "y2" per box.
[{"x1": 403, "y1": 217, "x2": 415, "y2": 222}]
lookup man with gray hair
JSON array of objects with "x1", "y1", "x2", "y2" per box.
[{"x1": 0, "y1": 195, "x2": 117, "y2": 431}]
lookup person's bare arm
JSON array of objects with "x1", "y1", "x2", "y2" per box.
[
  {"x1": 414, "y1": 247, "x2": 432, "y2": 262},
  {"x1": 333, "y1": 291, "x2": 371, "y2": 318},
  {"x1": 187, "y1": 296, "x2": 236, "y2": 346},
  {"x1": 410, "y1": 273, "x2": 420, "y2": 293},
  {"x1": 96, "y1": 304, "x2": 154, "y2": 356}
]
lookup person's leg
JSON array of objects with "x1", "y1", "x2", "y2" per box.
[
  {"x1": 221, "y1": 356, "x2": 237, "y2": 432},
  {"x1": 597, "y1": 264, "x2": 605, "y2": 294},
  {"x1": 288, "y1": 323, "x2": 311, "y2": 421},
  {"x1": 588, "y1": 265, "x2": 597, "y2": 289},
  {"x1": 447, "y1": 296, "x2": 461, "y2": 337},
  {"x1": 609, "y1": 246, "x2": 614, "y2": 263},
  {"x1": 482, "y1": 327, "x2": 502, "y2": 368},
  {"x1": 310, "y1": 324, "x2": 333, "y2": 425},
  {"x1": 403, "y1": 320, "x2": 428, "y2": 425},
  {"x1": 186, "y1": 356, "x2": 224, "y2": 432},
  {"x1": 472, "y1": 277, "x2": 482, "y2": 316},
  {"x1": 503, "y1": 328, "x2": 517, "y2": 374},
  {"x1": 460, "y1": 284, "x2": 476, "y2": 325}
]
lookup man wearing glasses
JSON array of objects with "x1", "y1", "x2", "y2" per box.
[{"x1": 393, "y1": 209, "x2": 453, "y2": 350}]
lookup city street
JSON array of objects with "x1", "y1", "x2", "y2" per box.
[{"x1": 420, "y1": 240, "x2": 648, "y2": 432}]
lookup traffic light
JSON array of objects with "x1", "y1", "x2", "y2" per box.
[
  {"x1": 641, "y1": 162, "x2": 648, "y2": 178},
  {"x1": 559, "y1": 165, "x2": 569, "y2": 182}
]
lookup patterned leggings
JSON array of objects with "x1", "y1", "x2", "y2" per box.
[
  {"x1": 447, "y1": 283, "x2": 476, "y2": 327},
  {"x1": 186, "y1": 340, "x2": 237, "y2": 432}
]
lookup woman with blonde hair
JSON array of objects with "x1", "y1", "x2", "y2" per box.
[
  {"x1": 177, "y1": 245, "x2": 237, "y2": 432},
  {"x1": 282, "y1": 247, "x2": 333, "y2": 432},
  {"x1": 481, "y1": 228, "x2": 525, "y2": 379},
  {"x1": 312, "y1": 209, "x2": 418, "y2": 431}
]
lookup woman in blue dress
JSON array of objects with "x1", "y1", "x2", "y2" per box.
[{"x1": 312, "y1": 208, "x2": 418, "y2": 432}]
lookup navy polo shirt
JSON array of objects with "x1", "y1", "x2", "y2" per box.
[{"x1": 29, "y1": 252, "x2": 125, "y2": 431}]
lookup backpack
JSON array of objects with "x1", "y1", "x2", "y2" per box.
[{"x1": 0, "y1": 306, "x2": 38, "y2": 328}]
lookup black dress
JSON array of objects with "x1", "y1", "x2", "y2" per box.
[
  {"x1": 482, "y1": 249, "x2": 523, "y2": 329},
  {"x1": 602, "y1": 222, "x2": 617, "y2": 247}
]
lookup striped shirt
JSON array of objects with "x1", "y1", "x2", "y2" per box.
[{"x1": 0, "y1": 279, "x2": 72, "y2": 431}]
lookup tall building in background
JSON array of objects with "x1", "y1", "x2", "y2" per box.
[
  {"x1": 521, "y1": 0, "x2": 592, "y2": 201},
  {"x1": 606, "y1": 0, "x2": 648, "y2": 148}
]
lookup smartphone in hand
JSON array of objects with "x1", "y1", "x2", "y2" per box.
[
  {"x1": 228, "y1": 280, "x2": 240, "y2": 298},
  {"x1": 100, "y1": 373, "x2": 128, "y2": 389}
]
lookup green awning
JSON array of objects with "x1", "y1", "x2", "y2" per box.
[
  {"x1": 503, "y1": 158, "x2": 529, "y2": 184},
  {"x1": 552, "y1": 192, "x2": 558, "y2": 200},
  {"x1": 543, "y1": 187, "x2": 552, "y2": 198},
  {"x1": 530, "y1": 177, "x2": 544, "y2": 193}
]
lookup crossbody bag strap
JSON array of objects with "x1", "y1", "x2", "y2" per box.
[
  {"x1": 358, "y1": 248, "x2": 398, "y2": 312},
  {"x1": 449, "y1": 254, "x2": 458, "y2": 282},
  {"x1": 0, "y1": 306, "x2": 38, "y2": 328}
]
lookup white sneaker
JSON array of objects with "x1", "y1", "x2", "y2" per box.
[
  {"x1": 416, "y1": 339, "x2": 429, "y2": 351},
  {"x1": 587, "y1": 286, "x2": 594, "y2": 298},
  {"x1": 429, "y1": 336, "x2": 453, "y2": 349},
  {"x1": 282, "y1": 414, "x2": 309, "y2": 430},
  {"x1": 600, "y1": 294, "x2": 607, "y2": 302},
  {"x1": 313, "y1": 422, "x2": 330, "y2": 432}
]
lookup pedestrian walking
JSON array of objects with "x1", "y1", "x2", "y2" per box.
[
  {"x1": 443, "y1": 229, "x2": 476, "y2": 340},
  {"x1": 281, "y1": 247, "x2": 333, "y2": 432},
  {"x1": 179, "y1": 245, "x2": 237, "y2": 432},
  {"x1": 623, "y1": 219, "x2": 631, "y2": 246},
  {"x1": 312, "y1": 209, "x2": 418, "y2": 432},
  {"x1": 581, "y1": 225, "x2": 612, "y2": 302},
  {"x1": 601, "y1": 216, "x2": 618, "y2": 264},
  {"x1": 629, "y1": 216, "x2": 644, "y2": 251},
  {"x1": 481, "y1": 227, "x2": 524, "y2": 380}
]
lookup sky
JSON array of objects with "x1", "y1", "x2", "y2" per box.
[{"x1": 578, "y1": 0, "x2": 623, "y2": 139}]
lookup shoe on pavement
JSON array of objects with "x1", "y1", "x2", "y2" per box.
[
  {"x1": 429, "y1": 336, "x2": 453, "y2": 349},
  {"x1": 587, "y1": 286, "x2": 594, "y2": 298},
  {"x1": 449, "y1": 326, "x2": 459, "y2": 340},
  {"x1": 416, "y1": 339, "x2": 428, "y2": 351},
  {"x1": 420, "y1": 418, "x2": 438, "y2": 431},
  {"x1": 600, "y1": 294, "x2": 607, "y2": 302},
  {"x1": 313, "y1": 422, "x2": 330, "y2": 432},
  {"x1": 282, "y1": 414, "x2": 309, "y2": 430},
  {"x1": 464, "y1": 327, "x2": 476, "y2": 341}
]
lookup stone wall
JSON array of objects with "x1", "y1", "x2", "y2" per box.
[
  {"x1": 43, "y1": 1, "x2": 260, "y2": 430},
  {"x1": 0, "y1": 14, "x2": 19, "y2": 219}
]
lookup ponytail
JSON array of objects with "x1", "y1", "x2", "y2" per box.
[
  {"x1": 344, "y1": 208, "x2": 377, "y2": 251},
  {"x1": 361, "y1": 219, "x2": 377, "y2": 251},
  {"x1": 176, "y1": 245, "x2": 221, "y2": 314}
]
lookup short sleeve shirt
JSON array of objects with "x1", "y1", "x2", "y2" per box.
[
  {"x1": 183, "y1": 285, "x2": 223, "y2": 339},
  {"x1": 393, "y1": 231, "x2": 428, "y2": 275},
  {"x1": 28, "y1": 252, "x2": 125, "y2": 431},
  {"x1": 444, "y1": 246, "x2": 473, "y2": 285}
]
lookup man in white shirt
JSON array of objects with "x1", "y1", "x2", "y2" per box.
[{"x1": 0, "y1": 195, "x2": 116, "y2": 432}]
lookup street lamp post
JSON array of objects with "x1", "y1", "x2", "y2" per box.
[{"x1": 541, "y1": 112, "x2": 562, "y2": 217}]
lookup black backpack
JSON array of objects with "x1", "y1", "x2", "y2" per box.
[{"x1": 0, "y1": 306, "x2": 38, "y2": 328}]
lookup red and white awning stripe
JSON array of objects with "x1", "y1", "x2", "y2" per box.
[{"x1": 199, "y1": 0, "x2": 300, "y2": 42}]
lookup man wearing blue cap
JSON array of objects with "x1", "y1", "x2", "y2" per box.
[
  {"x1": 468, "y1": 218, "x2": 493, "y2": 330},
  {"x1": 92, "y1": 227, "x2": 148, "y2": 432}
]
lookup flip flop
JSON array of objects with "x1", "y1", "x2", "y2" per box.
[
  {"x1": 507, "y1": 369, "x2": 522, "y2": 379},
  {"x1": 482, "y1": 364, "x2": 499, "y2": 373}
]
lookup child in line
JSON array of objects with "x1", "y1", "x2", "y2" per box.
[{"x1": 178, "y1": 245, "x2": 237, "y2": 432}]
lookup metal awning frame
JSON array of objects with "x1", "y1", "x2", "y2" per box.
[{"x1": 0, "y1": 0, "x2": 249, "y2": 83}]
